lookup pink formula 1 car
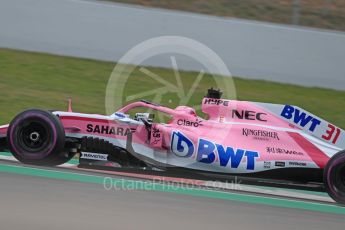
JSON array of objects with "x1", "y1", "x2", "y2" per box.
[{"x1": 0, "y1": 89, "x2": 345, "y2": 204}]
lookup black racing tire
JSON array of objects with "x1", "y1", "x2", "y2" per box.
[
  {"x1": 46, "y1": 151, "x2": 75, "y2": 166},
  {"x1": 7, "y1": 109, "x2": 66, "y2": 166},
  {"x1": 324, "y1": 150, "x2": 345, "y2": 205}
]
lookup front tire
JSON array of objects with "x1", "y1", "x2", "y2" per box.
[
  {"x1": 7, "y1": 109, "x2": 67, "y2": 165},
  {"x1": 324, "y1": 150, "x2": 345, "y2": 205}
]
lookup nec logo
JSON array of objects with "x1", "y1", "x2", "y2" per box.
[
  {"x1": 281, "y1": 105, "x2": 321, "y2": 132},
  {"x1": 231, "y1": 110, "x2": 267, "y2": 122}
]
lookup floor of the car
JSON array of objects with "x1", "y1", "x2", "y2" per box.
[{"x1": 78, "y1": 159, "x2": 325, "y2": 192}]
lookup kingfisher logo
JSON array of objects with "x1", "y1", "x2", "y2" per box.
[{"x1": 171, "y1": 131, "x2": 259, "y2": 170}]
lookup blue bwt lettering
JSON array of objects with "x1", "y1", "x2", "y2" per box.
[
  {"x1": 171, "y1": 132, "x2": 259, "y2": 170},
  {"x1": 281, "y1": 105, "x2": 321, "y2": 132}
]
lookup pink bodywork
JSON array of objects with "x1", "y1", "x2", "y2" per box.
[
  {"x1": 0, "y1": 125, "x2": 8, "y2": 137},
  {"x1": 2, "y1": 98, "x2": 342, "y2": 174},
  {"x1": 59, "y1": 99, "x2": 338, "y2": 173}
]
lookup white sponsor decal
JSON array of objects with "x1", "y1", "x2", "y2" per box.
[{"x1": 81, "y1": 152, "x2": 108, "y2": 161}]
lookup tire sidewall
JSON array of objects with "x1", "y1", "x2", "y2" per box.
[
  {"x1": 324, "y1": 150, "x2": 345, "y2": 205},
  {"x1": 7, "y1": 109, "x2": 65, "y2": 165}
]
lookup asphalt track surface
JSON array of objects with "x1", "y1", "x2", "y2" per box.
[
  {"x1": 0, "y1": 159, "x2": 345, "y2": 230},
  {"x1": 1, "y1": 0, "x2": 345, "y2": 90}
]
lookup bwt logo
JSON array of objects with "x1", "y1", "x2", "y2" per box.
[
  {"x1": 281, "y1": 105, "x2": 321, "y2": 132},
  {"x1": 171, "y1": 131, "x2": 259, "y2": 170},
  {"x1": 171, "y1": 132, "x2": 195, "y2": 157}
]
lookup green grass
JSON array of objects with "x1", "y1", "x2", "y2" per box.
[
  {"x1": 0, "y1": 48, "x2": 344, "y2": 129},
  {"x1": 105, "y1": 0, "x2": 345, "y2": 31}
]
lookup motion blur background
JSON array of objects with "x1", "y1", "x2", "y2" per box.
[
  {"x1": 110, "y1": 0, "x2": 345, "y2": 31},
  {"x1": 1, "y1": 1, "x2": 345, "y2": 229}
]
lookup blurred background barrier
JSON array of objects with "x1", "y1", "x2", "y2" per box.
[
  {"x1": 110, "y1": 0, "x2": 345, "y2": 31},
  {"x1": 1, "y1": 0, "x2": 344, "y2": 91}
]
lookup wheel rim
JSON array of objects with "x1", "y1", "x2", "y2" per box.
[{"x1": 17, "y1": 119, "x2": 50, "y2": 153}]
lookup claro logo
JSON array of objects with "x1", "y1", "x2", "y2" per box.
[{"x1": 177, "y1": 119, "x2": 203, "y2": 127}]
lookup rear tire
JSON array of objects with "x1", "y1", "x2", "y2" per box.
[
  {"x1": 7, "y1": 109, "x2": 68, "y2": 166},
  {"x1": 324, "y1": 150, "x2": 345, "y2": 205}
]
